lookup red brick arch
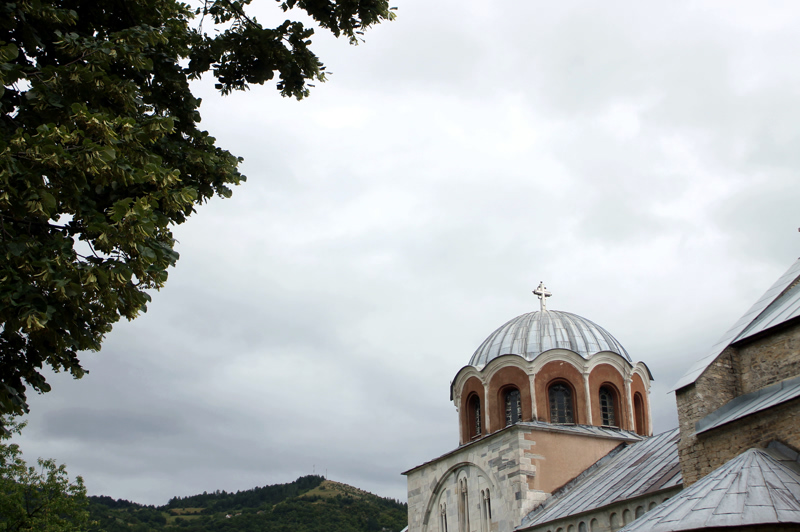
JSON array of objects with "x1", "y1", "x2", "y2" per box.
[
  {"x1": 487, "y1": 365, "x2": 531, "y2": 433},
  {"x1": 589, "y1": 363, "x2": 628, "y2": 430},
  {"x1": 631, "y1": 373, "x2": 649, "y2": 435},
  {"x1": 535, "y1": 360, "x2": 587, "y2": 424},
  {"x1": 459, "y1": 376, "x2": 485, "y2": 444}
]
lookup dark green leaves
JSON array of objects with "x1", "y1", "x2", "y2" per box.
[{"x1": 0, "y1": 0, "x2": 392, "y2": 425}]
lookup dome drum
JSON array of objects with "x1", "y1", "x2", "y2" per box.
[{"x1": 454, "y1": 308, "x2": 652, "y2": 445}]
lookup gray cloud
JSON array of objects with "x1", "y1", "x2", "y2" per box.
[{"x1": 12, "y1": 0, "x2": 800, "y2": 508}]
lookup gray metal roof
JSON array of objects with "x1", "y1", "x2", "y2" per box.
[
  {"x1": 673, "y1": 257, "x2": 800, "y2": 392},
  {"x1": 736, "y1": 274, "x2": 800, "y2": 342},
  {"x1": 619, "y1": 444, "x2": 800, "y2": 531},
  {"x1": 515, "y1": 421, "x2": 643, "y2": 442},
  {"x1": 469, "y1": 310, "x2": 631, "y2": 368},
  {"x1": 696, "y1": 374, "x2": 800, "y2": 434},
  {"x1": 519, "y1": 429, "x2": 681, "y2": 529}
]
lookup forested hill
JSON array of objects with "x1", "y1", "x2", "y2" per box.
[{"x1": 88, "y1": 475, "x2": 408, "y2": 532}]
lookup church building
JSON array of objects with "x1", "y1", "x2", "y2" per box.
[{"x1": 404, "y1": 261, "x2": 800, "y2": 532}]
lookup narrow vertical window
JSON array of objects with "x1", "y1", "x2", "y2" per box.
[
  {"x1": 634, "y1": 393, "x2": 645, "y2": 435},
  {"x1": 548, "y1": 383, "x2": 574, "y2": 423},
  {"x1": 599, "y1": 386, "x2": 616, "y2": 427},
  {"x1": 504, "y1": 388, "x2": 521, "y2": 426},
  {"x1": 440, "y1": 504, "x2": 447, "y2": 532},
  {"x1": 459, "y1": 479, "x2": 470, "y2": 532},
  {"x1": 480, "y1": 490, "x2": 487, "y2": 532},
  {"x1": 469, "y1": 395, "x2": 482, "y2": 438},
  {"x1": 480, "y1": 489, "x2": 492, "y2": 532}
]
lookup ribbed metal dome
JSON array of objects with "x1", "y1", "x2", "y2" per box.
[{"x1": 469, "y1": 310, "x2": 631, "y2": 367}]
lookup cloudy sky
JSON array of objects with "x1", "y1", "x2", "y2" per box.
[{"x1": 13, "y1": 0, "x2": 800, "y2": 507}]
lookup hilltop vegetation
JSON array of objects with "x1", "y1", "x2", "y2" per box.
[{"x1": 88, "y1": 475, "x2": 407, "y2": 532}]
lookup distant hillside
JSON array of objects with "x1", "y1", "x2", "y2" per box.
[{"x1": 88, "y1": 475, "x2": 408, "y2": 532}]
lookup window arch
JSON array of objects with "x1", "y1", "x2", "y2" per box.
[
  {"x1": 548, "y1": 382, "x2": 574, "y2": 424},
  {"x1": 599, "y1": 386, "x2": 617, "y2": 427},
  {"x1": 468, "y1": 394, "x2": 482, "y2": 439},
  {"x1": 504, "y1": 387, "x2": 522, "y2": 426}
]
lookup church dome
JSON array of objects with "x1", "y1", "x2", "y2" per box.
[{"x1": 468, "y1": 309, "x2": 631, "y2": 367}]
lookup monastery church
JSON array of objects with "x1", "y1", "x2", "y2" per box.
[{"x1": 404, "y1": 259, "x2": 800, "y2": 532}]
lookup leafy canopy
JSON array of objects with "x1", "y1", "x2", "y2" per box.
[
  {"x1": 0, "y1": 0, "x2": 394, "y2": 422},
  {"x1": 0, "y1": 418, "x2": 89, "y2": 531}
]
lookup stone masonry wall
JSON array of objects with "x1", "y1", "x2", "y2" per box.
[
  {"x1": 737, "y1": 320, "x2": 800, "y2": 394},
  {"x1": 676, "y1": 319, "x2": 800, "y2": 487},
  {"x1": 676, "y1": 347, "x2": 740, "y2": 486},
  {"x1": 678, "y1": 396, "x2": 800, "y2": 486},
  {"x1": 405, "y1": 427, "x2": 539, "y2": 532}
]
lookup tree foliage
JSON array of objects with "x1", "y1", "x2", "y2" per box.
[
  {"x1": 0, "y1": 0, "x2": 394, "y2": 422},
  {"x1": 0, "y1": 418, "x2": 89, "y2": 531}
]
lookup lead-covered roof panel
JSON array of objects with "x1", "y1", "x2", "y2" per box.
[
  {"x1": 619, "y1": 445, "x2": 800, "y2": 531},
  {"x1": 673, "y1": 257, "x2": 800, "y2": 392},
  {"x1": 519, "y1": 429, "x2": 681, "y2": 529},
  {"x1": 695, "y1": 375, "x2": 800, "y2": 434},
  {"x1": 469, "y1": 310, "x2": 631, "y2": 368}
]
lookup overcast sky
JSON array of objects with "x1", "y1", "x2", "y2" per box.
[{"x1": 13, "y1": 0, "x2": 800, "y2": 507}]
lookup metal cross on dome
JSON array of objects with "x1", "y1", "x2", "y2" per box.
[{"x1": 533, "y1": 281, "x2": 552, "y2": 311}]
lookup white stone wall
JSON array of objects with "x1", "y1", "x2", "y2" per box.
[{"x1": 406, "y1": 427, "x2": 547, "y2": 532}]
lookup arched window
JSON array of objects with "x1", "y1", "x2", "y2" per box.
[
  {"x1": 635, "y1": 506, "x2": 644, "y2": 518},
  {"x1": 468, "y1": 395, "x2": 482, "y2": 439},
  {"x1": 440, "y1": 503, "x2": 448, "y2": 532},
  {"x1": 599, "y1": 386, "x2": 616, "y2": 427},
  {"x1": 548, "y1": 382, "x2": 574, "y2": 424},
  {"x1": 634, "y1": 393, "x2": 646, "y2": 435},
  {"x1": 480, "y1": 489, "x2": 491, "y2": 532},
  {"x1": 505, "y1": 388, "x2": 522, "y2": 426},
  {"x1": 458, "y1": 479, "x2": 470, "y2": 532}
]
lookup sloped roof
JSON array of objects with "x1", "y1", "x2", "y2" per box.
[
  {"x1": 518, "y1": 429, "x2": 681, "y2": 529},
  {"x1": 619, "y1": 444, "x2": 800, "y2": 531},
  {"x1": 673, "y1": 257, "x2": 800, "y2": 392},
  {"x1": 696, "y1": 374, "x2": 800, "y2": 434}
]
